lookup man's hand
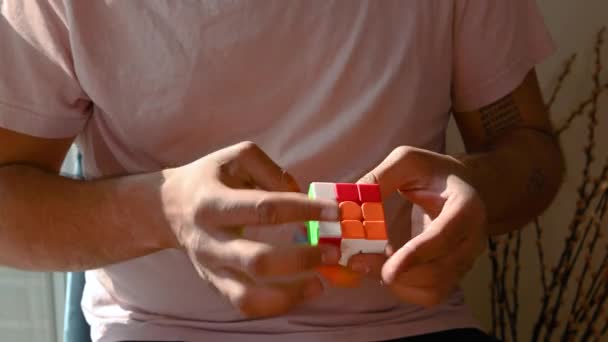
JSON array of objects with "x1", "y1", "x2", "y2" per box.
[
  {"x1": 160, "y1": 141, "x2": 340, "y2": 317},
  {"x1": 348, "y1": 146, "x2": 487, "y2": 307}
]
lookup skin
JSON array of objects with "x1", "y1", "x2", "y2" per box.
[
  {"x1": 0, "y1": 139, "x2": 341, "y2": 317},
  {"x1": 349, "y1": 70, "x2": 565, "y2": 307},
  {"x1": 0, "y1": 69, "x2": 563, "y2": 316}
]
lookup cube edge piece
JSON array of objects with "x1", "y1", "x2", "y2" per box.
[
  {"x1": 339, "y1": 239, "x2": 388, "y2": 266},
  {"x1": 319, "y1": 221, "x2": 342, "y2": 238},
  {"x1": 335, "y1": 183, "x2": 359, "y2": 202},
  {"x1": 318, "y1": 237, "x2": 342, "y2": 250},
  {"x1": 357, "y1": 183, "x2": 382, "y2": 203}
]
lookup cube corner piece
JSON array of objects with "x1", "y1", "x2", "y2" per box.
[{"x1": 306, "y1": 182, "x2": 336, "y2": 246}]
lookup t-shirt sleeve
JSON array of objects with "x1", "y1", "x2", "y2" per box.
[
  {"x1": 451, "y1": 0, "x2": 555, "y2": 112},
  {"x1": 0, "y1": 0, "x2": 91, "y2": 138}
]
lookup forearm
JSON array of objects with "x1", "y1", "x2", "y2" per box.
[
  {"x1": 457, "y1": 129, "x2": 565, "y2": 235},
  {"x1": 0, "y1": 164, "x2": 177, "y2": 271}
]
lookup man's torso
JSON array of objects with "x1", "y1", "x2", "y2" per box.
[{"x1": 65, "y1": 1, "x2": 475, "y2": 341}]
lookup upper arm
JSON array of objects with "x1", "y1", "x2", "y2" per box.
[
  {"x1": 453, "y1": 70, "x2": 555, "y2": 153},
  {"x1": 450, "y1": 0, "x2": 556, "y2": 152},
  {"x1": 0, "y1": 127, "x2": 74, "y2": 173}
]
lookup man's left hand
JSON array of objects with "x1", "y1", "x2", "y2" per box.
[{"x1": 349, "y1": 146, "x2": 487, "y2": 307}]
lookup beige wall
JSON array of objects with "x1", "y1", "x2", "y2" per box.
[{"x1": 455, "y1": 0, "x2": 608, "y2": 339}]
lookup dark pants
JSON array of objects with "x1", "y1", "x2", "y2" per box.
[{"x1": 383, "y1": 328, "x2": 499, "y2": 342}]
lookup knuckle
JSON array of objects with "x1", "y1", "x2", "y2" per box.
[
  {"x1": 392, "y1": 145, "x2": 415, "y2": 159},
  {"x1": 217, "y1": 159, "x2": 240, "y2": 178},
  {"x1": 237, "y1": 141, "x2": 260, "y2": 155},
  {"x1": 255, "y1": 197, "x2": 280, "y2": 224},
  {"x1": 247, "y1": 249, "x2": 272, "y2": 277},
  {"x1": 194, "y1": 193, "x2": 225, "y2": 223}
]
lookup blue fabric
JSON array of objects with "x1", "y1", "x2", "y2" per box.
[
  {"x1": 63, "y1": 150, "x2": 92, "y2": 342},
  {"x1": 63, "y1": 272, "x2": 90, "y2": 342}
]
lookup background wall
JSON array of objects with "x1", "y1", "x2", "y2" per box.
[{"x1": 458, "y1": 0, "x2": 608, "y2": 339}]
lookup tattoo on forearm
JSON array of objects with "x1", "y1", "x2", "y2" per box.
[
  {"x1": 527, "y1": 168, "x2": 546, "y2": 195},
  {"x1": 480, "y1": 95, "x2": 522, "y2": 139}
]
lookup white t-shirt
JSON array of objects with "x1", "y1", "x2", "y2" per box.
[{"x1": 0, "y1": 1, "x2": 554, "y2": 341}]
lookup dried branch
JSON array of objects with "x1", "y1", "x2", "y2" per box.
[
  {"x1": 511, "y1": 230, "x2": 522, "y2": 342},
  {"x1": 580, "y1": 283, "x2": 608, "y2": 341},
  {"x1": 562, "y1": 184, "x2": 608, "y2": 339},
  {"x1": 534, "y1": 218, "x2": 549, "y2": 294},
  {"x1": 547, "y1": 54, "x2": 577, "y2": 111},
  {"x1": 556, "y1": 97, "x2": 594, "y2": 135},
  {"x1": 496, "y1": 26, "x2": 607, "y2": 342},
  {"x1": 501, "y1": 233, "x2": 518, "y2": 341},
  {"x1": 543, "y1": 27, "x2": 605, "y2": 341},
  {"x1": 489, "y1": 238, "x2": 500, "y2": 336}
]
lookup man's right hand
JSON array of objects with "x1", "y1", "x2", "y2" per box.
[{"x1": 160, "y1": 141, "x2": 340, "y2": 317}]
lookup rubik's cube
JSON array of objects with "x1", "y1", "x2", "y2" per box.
[{"x1": 306, "y1": 182, "x2": 388, "y2": 285}]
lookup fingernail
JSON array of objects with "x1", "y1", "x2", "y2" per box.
[
  {"x1": 350, "y1": 262, "x2": 370, "y2": 274},
  {"x1": 321, "y1": 247, "x2": 340, "y2": 264},
  {"x1": 321, "y1": 205, "x2": 339, "y2": 221},
  {"x1": 303, "y1": 279, "x2": 323, "y2": 299}
]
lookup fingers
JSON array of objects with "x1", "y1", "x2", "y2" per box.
[
  {"x1": 211, "y1": 189, "x2": 339, "y2": 225},
  {"x1": 381, "y1": 235, "x2": 482, "y2": 307},
  {"x1": 385, "y1": 254, "x2": 464, "y2": 307},
  {"x1": 207, "y1": 238, "x2": 340, "y2": 278},
  {"x1": 192, "y1": 227, "x2": 340, "y2": 278},
  {"x1": 188, "y1": 232, "x2": 331, "y2": 317},
  {"x1": 218, "y1": 141, "x2": 300, "y2": 192},
  {"x1": 390, "y1": 258, "x2": 461, "y2": 288},
  {"x1": 381, "y1": 196, "x2": 469, "y2": 282},
  {"x1": 199, "y1": 141, "x2": 341, "y2": 226},
  {"x1": 357, "y1": 146, "x2": 429, "y2": 198},
  {"x1": 203, "y1": 266, "x2": 324, "y2": 317},
  {"x1": 388, "y1": 283, "x2": 455, "y2": 308},
  {"x1": 347, "y1": 253, "x2": 386, "y2": 278}
]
